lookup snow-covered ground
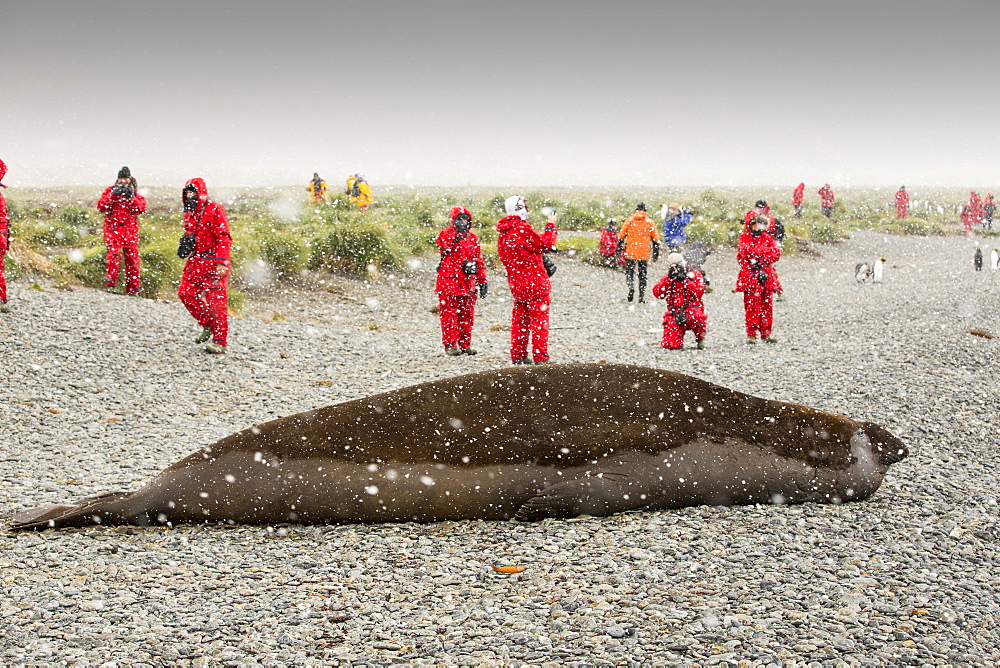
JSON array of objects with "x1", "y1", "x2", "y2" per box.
[{"x1": 1, "y1": 230, "x2": 998, "y2": 665}]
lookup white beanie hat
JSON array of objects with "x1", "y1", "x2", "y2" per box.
[
  {"x1": 504, "y1": 195, "x2": 528, "y2": 220},
  {"x1": 667, "y1": 252, "x2": 686, "y2": 266}
]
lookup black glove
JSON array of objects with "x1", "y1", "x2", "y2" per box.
[
  {"x1": 479, "y1": 283, "x2": 488, "y2": 299},
  {"x1": 652, "y1": 241, "x2": 660, "y2": 262},
  {"x1": 616, "y1": 239, "x2": 625, "y2": 254}
]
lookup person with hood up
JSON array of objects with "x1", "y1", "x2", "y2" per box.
[
  {"x1": 0, "y1": 158, "x2": 10, "y2": 313},
  {"x1": 661, "y1": 202, "x2": 692, "y2": 250},
  {"x1": 307, "y1": 173, "x2": 328, "y2": 203},
  {"x1": 652, "y1": 252, "x2": 706, "y2": 350},
  {"x1": 792, "y1": 183, "x2": 805, "y2": 218},
  {"x1": 496, "y1": 196, "x2": 557, "y2": 364},
  {"x1": 735, "y1": 215, "x2": 782, "y2": 344},
  {"x1": 598, "y1": 219, "x2": 622, "y2": 267},
  {"x1": 96, "y1": 166, "x2": 147, "y2": 295},
  {"x1": 435, "y1": 206, "x2": 488, "y2": 356},
  {"x1": 617, "y1": 203, "x2": 660, "y2": 303},
  {"x1": 895, "y1": 186, "x2": 909, "y2": 219},
  {"x1": 969, "y1": 191, "x2": 984, "y2": 228},
  {"x1": 177, "y1": 178, "x2": 232, "y2": 354},
  {"x1": 346, "y1": 173, "x2": 373, "y2": 211},
  {"x1": 818, "y1": 184, "x2": 835, "y2": 218},
  {"x1": 743, "y1": 200, "x2": 777, "y2": 234}
]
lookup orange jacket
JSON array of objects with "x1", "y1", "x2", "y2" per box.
[{"x1": 618, "y1": 212, "x2": 660, "y2": 261}]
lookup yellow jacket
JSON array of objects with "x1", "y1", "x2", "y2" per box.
[
  {"x1": 307, "y1": 179, "x2": 328, "y2": 201},
  {"x1": 618, "y1": 212, "x2": 660, "y2": 260},
  {"x1": 346, "y1": 176, "x2": 374, "y2": 208}
]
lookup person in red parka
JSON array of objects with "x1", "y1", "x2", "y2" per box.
[
  {"x1": 652, "y1": 252, "x2": 706, "y2": 350},
  {"x1": 177, "y1": 178, "x2": 232, "y2": 354},
  {"x1": 969, "y1": 191, "x2": 984, "y2": 228},
  {"x1": 497, "y1": 195, "x2": 557, "y2": 364},
  {"x1": 818, "y1": 184, "x2": 835, "y2": 218},
  {"x1": 792, "y1": 183, "x2": 805, "y2": 218},
  {"x1": 735, "y1": 215, "x2": 782, "y2": 344},
  {"x1": 960, "y1": 204, "x2": 975, "y2": 233},
  {"x1": 895, "y1": 186, "x2": 909, "y2": 219},
  {"x1": 435, "y1": 206, "x2": 488, "y2": 356},
  {"x1": 97, "y1": 166, "x2": 147, "y2": 295},
  {"x1": 598, "y1": 219, "x2": 621, "y2": 267},
  {"x1": 0, "y1": 158, "x2": 10, "y2": 313}
]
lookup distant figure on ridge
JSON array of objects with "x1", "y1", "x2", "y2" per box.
[
  {"x1": 969, "y1": 191, "x2": 984, "y2": 229},
  {"x1": 97, "y1": 166, "x2": 147, "y2": 296},
  {"x1": 307, "y1": 173, "x2": 328, "y2": 203},
  {"x1": 895, "y1": 186, "x2": 909, "y2": 219},
  {"x1": 792, "y1": 182, "x2": 804, "y2": 218},
  {"x1": 818, "y1": 184, "x2": 835, "y2": 218},
  {"x1": 346, "y1": 173, "x2": 373, "y2": 211},
  {"x1": 983, "y1": 192, "x2": 995, "y2": 230}
]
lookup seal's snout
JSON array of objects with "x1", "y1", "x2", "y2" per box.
[{"x1": 862, "y1": 422, "x2": 908, "y2": 467}]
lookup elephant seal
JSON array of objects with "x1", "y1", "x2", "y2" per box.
[{"x1": 10, "y1": 363, "x2": 907, "y2": 530}]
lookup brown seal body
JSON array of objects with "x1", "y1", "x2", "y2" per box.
[{"x1": 10, "y1": 364, "x2": 907, "y2": 530}]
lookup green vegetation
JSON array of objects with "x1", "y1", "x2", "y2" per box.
[{"x1": 1, "y1": 185, "x2": 981, "y2": 302}]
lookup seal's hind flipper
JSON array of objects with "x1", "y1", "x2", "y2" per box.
[
  {"x1": 515, "y1": 456, "x2": 654, "y2": 521},
  {"x1": 10, "y1": 492, "x2": 130, "y2": 531}
]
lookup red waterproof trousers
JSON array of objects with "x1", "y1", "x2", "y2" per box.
[
  {"x1": 178, "y1": 258, "x2": 229, "y2": 346},
  {"x1": 743, "y1": 291, "x2": 774, "y2": 339},
  {"x1": 511, "y1": 299, "x2": 550, "y2": 363},
  {"x1": 106, "y1": 240, "x2": 141, "y2": 294},
  {"x1": 439, "y1": 294, "x2": 477, "y2": 351},
  {"x1": 662, "y1": 311, "x2": 707, "y2": 349}
]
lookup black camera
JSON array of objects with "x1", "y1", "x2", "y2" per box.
[
  {"x1": 667, "y1": 263, "x2": 686, "y2": 281},
  {"x1": 111, "y1": 184, "x2": 134, "y2": 200}
]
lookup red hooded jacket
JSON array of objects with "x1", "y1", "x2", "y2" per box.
[
  {"x1": 97, "y1": 185, "x2": 147, "y2": 245},
  {"x1": 496, "y1": 215, "x2": 557, "y2": 301},
  {"x1": 182, "y1": 178, "x2": 231, "y2": 264},
  {"x1": 736, "y1": 231, "x2": 782, "y2": 293},
  {"x1": 435, "y1": 207, "x2": 487, "y2": 296},
  {"x1": 792, "y1": 183, "x2": 804, "y2": 207},
  {"x1": 818, "y1": 185, "x2": 835, "y2": 207}
]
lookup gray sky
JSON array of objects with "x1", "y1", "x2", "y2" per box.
[{"x1": 3, "y1": 0, "x2": 999, "y2": 188}]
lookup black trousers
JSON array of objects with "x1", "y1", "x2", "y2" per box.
[{"x1": 624, "y1": 259, "x2": 647, "y2": 300}]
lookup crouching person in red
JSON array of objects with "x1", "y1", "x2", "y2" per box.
[
  {"x1": 653, "y1": 252, "x2": 706, "y2": 350},
  {"x1": 736, "y1": 215, "x2": 782, "y2": 344},
  {"x1": 177, "y1": 178, "x2": 232, "y2": 354},
  {"x1": 497, "y1": 196, "x2": 557, "y2": 364},
  {"x1": 435, "y1": 207, "x2": 488, "y2": 356},
  {"x1": 97, "y1": 166, "x2": 147, "y2": 295}
]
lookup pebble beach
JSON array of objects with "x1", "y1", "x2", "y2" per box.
[{"x1": 1, "y1": 229, "x2": 998, "y2": 666}]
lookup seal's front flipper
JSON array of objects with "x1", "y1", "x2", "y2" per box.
[{"x1": 515, "y1": 456, "x2": 655, "y2": 521}]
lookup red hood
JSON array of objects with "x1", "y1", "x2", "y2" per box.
[
  {"x1": 0, "y1": 158, "x2": 7, "y2": 186},
  {"x1": 496, "y1": 215, "x2": 524, "y2": 232},
  {"x1": 449, "y1": 206, "x2": 473, "y2": 224},
  {"x1": 184, "y1": 177, "x2": 209, "y2": 205}
]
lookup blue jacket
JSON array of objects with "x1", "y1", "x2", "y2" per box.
[{"x1": 662, "y1": 211, "x2": 692, "y2": 247}]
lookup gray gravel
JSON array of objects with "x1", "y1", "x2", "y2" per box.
[{"x1": 1, "y1": 230, "x2": 998, "y2": 666}]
